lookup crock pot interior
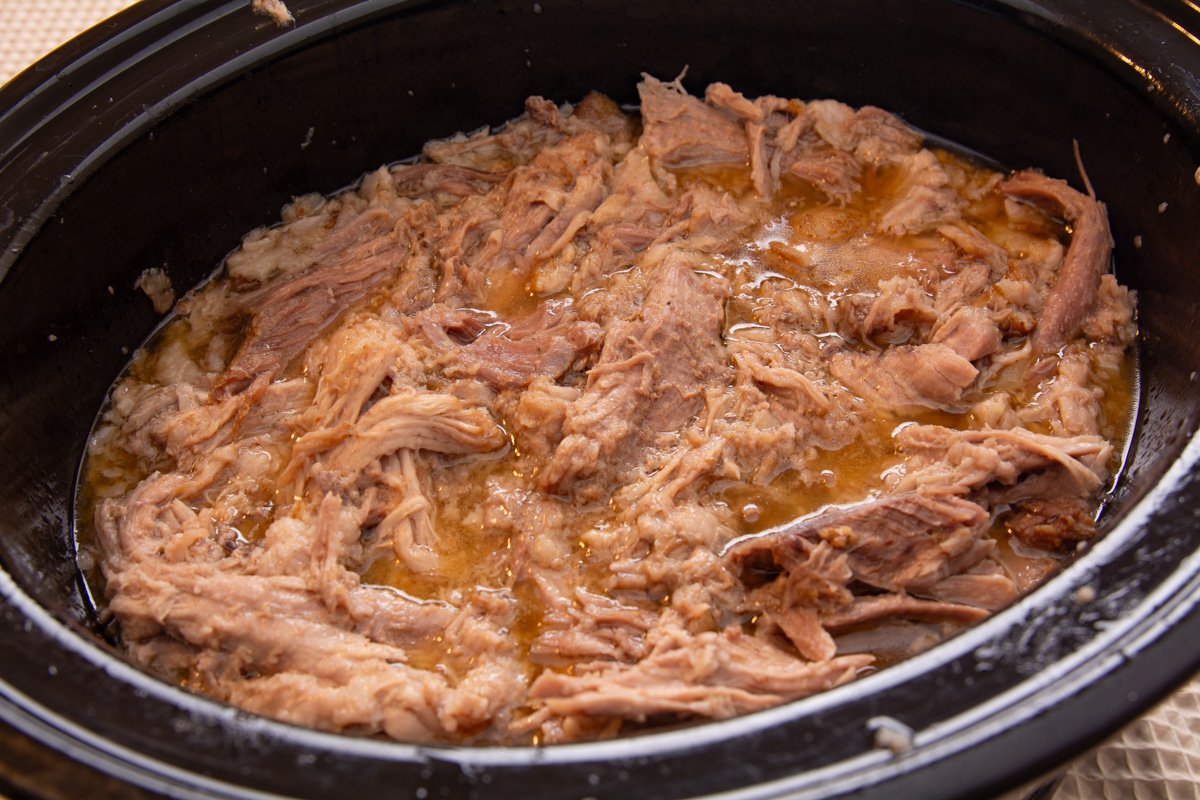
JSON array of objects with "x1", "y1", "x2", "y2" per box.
[{"x1": 1, "y1": 1, "x2": 1198, "y2": 798}]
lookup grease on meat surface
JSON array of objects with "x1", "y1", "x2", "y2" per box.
[{"x1": 82, "y1": 76, "x2": 1137, "y2": 744}]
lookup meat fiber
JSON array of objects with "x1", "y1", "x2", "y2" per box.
[
  {"x1": 1001, "y1": 170, "x2": 1113, "y2": 357},
  {"x1": 541, "y1": 253, "x2": 730, "y2": 497},
  {"x1": 84, "y1": 76, "x2": 1137, "y2": 748}
]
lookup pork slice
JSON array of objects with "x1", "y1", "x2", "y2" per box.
[
  {"x1": 745, "y1": 540, "x2": 853, "y2": 662},
  {"x1": 371, "y1": 450, "x2": 439, "y2": 573},
  {"x1": 408, "y1": 304, "x2": 492, "y2": 350},
  {"x1": 112, "y1": 560, "x2": 525, "y2": 741},
  {"x1": 302, "y1": 316, "x2": 411, "y2": 430},
  {"x1": 703, "y1": 84, "x2": 794, "y2": 197},
  {"x1": 445, "y1": 318, "x2": 603, "y2": 390},
  {"x1": 1081, "y1": 273, "x2": 1137, "y2": 345},
  {"x1": 107, "y1": 560, "x2": 456, "y2": 656},
  {"x1": 280, "y1": 389, "x2": 505, "y2": 501},
  {"x1": 879, "y1": 150, "x2": 964, "y2": 235},
  {"x1": 541, "y1": 254, "x2": 729, "y2": 495},
  {"x1": 237, "y1": 378, "x2": 314, "y2": 439},
  {"x1": 704, "y1": 83, "x2": 764, "y2": 122},
  {"x1": 1017, "y1": 352, "x2": 1102, "y2": 436},
  {"x1": 110, "y1": 382, "x2": 210, "y2": 466},
  {"x1": 730, "y1": 340, "x2": 832, "y2": 411},
  {"x1": 723, "y1": 339, "x2": 862, "y2": 485},
  {"x1": 509, "y1": 378, "x2": 581, "y2": 464},
  {"x1": 524, "y1": 622, "x2": 871, "y2": 728},
  {"x1": 938, "y1": 221, "x2": 1009, "y2": 280},
  {"x1": 808, "y1": 101, "x2": 922, "y2": 164},
  {"x1": 726, "y1": 490, "x2": 992, "y2": 594},
  {"x1": 521, "y1": 137, "x2": 613, "y2": 271},
  {"x1": 928, "y1": 567, "x2": 1019, "y2": 611},
  {"x1": 562, "y1": 149, "x2": 676, "y2": 294},
  {"x1": 570, "y1": 92, "x2": 637, "y2": 145},
  {"x1": 931, "y1": 307, "x2": 1002, "y2": 362},
  {"x1": 95, "y1": 448, "x2": 244, "y2": 567},
  {"x1": 838, "y1": 275, "x2": 937, "y2": 346},
  {"x1": 223, "y1": 179, "x2": 404, "y2": 286},
  {"x1": 218, "y1": 207, "x2": 403, "y2": 394},
  {"x1": 637, "y1": 75, "x2": 749, "y2": 169},
  {"x1": 820, "y1": 593, "x2": 989, "y2": 631},
  {"x1": 1000, "y1": 170, "x2": 1113, "y2": 356},
  {"x1": 890, "y1": 424, "x2": 1111, "y2": 502},
  {"x1": 457, "y1": 131, "x2": 613, "y2": 303},
  {"x1": 934, "y1": 261, "x2": 992, "y2": 314},
  {"x1": 628, "y1": 435, "x2": 728, "y2": 515},
  {"x1": 833, "y1": 623, "x2": 942, "y2": 662},
  {"x1": 831, "y1": 343, "x2": 978, "y2": 411}
]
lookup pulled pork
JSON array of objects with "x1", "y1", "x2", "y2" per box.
[{"x1": 84, "y1": 76, "x2": 1136, "y2": 745}]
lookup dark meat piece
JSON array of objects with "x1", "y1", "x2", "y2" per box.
[
  {"x1": 1006, "y1": 497, "x2": 1097, "y2": 551},
  {"x1": 1000, "y1": 170, "x2": 1113, "y2": 356},
  {"x1": 218, "y1": 208, "x2": 402, "y2": 394},
  {"x1": 831, "y1": 343, "x2": 978, "y2": 411},
  {"x1": 726, "y1": 490, "x2": 992, "y2": 594}
]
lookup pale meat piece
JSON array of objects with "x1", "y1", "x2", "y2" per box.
[
  {"x1": 523, "y1": 621, "x2": 871, "y2": 732},
  {"x1": 541, "y1": 253, "x2": 729, "y2": 497}
]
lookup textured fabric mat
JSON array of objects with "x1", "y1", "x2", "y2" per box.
[
  {"x1": 1, "y1": 2, "x2": 1198, "y2": 798},
  {"x1": 0, "y1": 0, "x2": 139, "y2": 85}
]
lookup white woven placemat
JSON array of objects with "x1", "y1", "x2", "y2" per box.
[
  {"x1": 0, "y1": 0, "x2": 139, "y2": 85},
  {"x1": 1, "y1": 2, "x2": 1198, "y2": 797}
]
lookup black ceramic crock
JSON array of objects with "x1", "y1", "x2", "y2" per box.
[{"x1": 1, "y1": 0, "x2": 1199, "y2": 797}]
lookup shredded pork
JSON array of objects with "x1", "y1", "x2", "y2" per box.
[{"x1": 84, "y1": 77, "x2": 1137, "y2": 745}]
